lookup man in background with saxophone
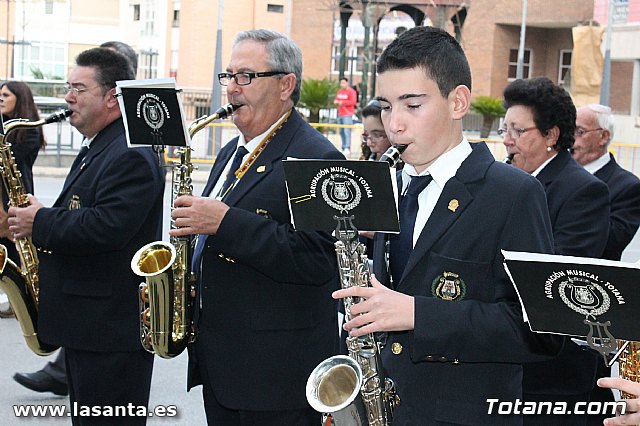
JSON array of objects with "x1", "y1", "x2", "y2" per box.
[
  {"x1": 333, "y1": 26, "x2": 564, "y2": 424},
  {"x1": 7, "y1": 47, "x2": 164, "y2": 425},
  {"x1": 12, "y1": 39, "x2": 141, "y2": 399},
  {"x1": 170, "y1": 29, "x2": 341, "y2": 425}
]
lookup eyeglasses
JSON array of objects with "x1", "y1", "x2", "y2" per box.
[
  {"x1": 218, "y1": 71, "x2": 288, "y2": 86},
  {"x1": 63, "y1": 84, "x2": 100, "y2": 96},
  {"x1": 497, "y1": 126, "x2": 537, "y2": 140},
  {"x1": 574, "y1": 127, "x2": 603, "y2": 137},
  {"x1": 361, "y1": 132, "x2": 388, "y2": 143}
]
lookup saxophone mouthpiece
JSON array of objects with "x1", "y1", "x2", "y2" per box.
[
  {"x1": 44, "y1": 109, "x2": 72, "y2": 124},
  {"x1": 504, "y1": 153, "x2": 514, "y2": 164},
  {"x1": 379, "y1": 144, "x2": 407, "y2": 167},
  {"x1": 214, "y1": 103, "x2": 241, "y2": 120}
]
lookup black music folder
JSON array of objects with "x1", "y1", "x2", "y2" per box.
[
  {"x1": 283, "y1": 160, "x2": 399, "y2": 232},
  {"x1": 116, "y1": 78, "x2": 189, "y2": 147},
  {"x1": 503, "y1": 250, "x2": 640, "y2": 359}
]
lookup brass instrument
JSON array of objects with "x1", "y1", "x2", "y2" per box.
[
  {"x1": 306, "y1": 145, "x2": 405, "y2": 426},
  {"x1": 617, "y1": 341, "x2": 640, "y2": 399},
  {"x1": 0, "y1": 109, "x2": 71, "y2": 355},
  {"x1": 131, "y1": 103, "x2": 238, "y2": 358}
]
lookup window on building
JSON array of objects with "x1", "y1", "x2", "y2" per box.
[
  {"x1": 332, "y1": 44, "x2": 364, "y2": 76},
  {"x1": 172, "y1": 10, "x2": 180, "y2": 27},
  {"x1": 558, "y1": 50, "x2": 572, "y2": 86},
  {"x1": 15, "y1": 42, "x2": 66, "y2": 80},
  {"x1": 508, "y1": 48, "x2": 531, "y2": 80},
  {"x1": 133, "y1": 4, "x2": 140, "y2": 21},
  {"x1": 45, "y1": 0, "x2": 53, "y2": 14},
  {"x1": 267, "y1": 4, "x2": 284, "y2": 13}
]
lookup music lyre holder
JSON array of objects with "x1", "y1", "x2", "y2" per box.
[{"x1": 502, "y1": 250, "x2": 640, "y2": 368}]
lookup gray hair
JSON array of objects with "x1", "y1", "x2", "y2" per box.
[
  {"x1": 585, "y1": 103, "x2": 615, "y2": 142},
  {"x1": 233, "y1": 29, "x2": 302, "y2": 105}
]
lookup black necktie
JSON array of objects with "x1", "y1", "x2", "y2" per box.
[
  {"x1": 388, "y1": 174, "x2": 433, "y2": 285},
  {"x1": 192, "y1": 145, "x2": 249, "y2": 272},
  {"x1": 69, "y1": 145, "x2": 90, "y2": 173}
]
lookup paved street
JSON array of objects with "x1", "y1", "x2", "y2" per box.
[{"x1": 1, "y1": 168, "x2": 639, "y2": 425}]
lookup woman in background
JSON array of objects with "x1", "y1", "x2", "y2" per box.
[
  {"x1": 502, "y1": 77, "x2": 610, "y2": 426},
  {"x1": 0, "y1": 81, "x2": 46, "y2": 264},
  {"x1": 360, "y1": 99, "x2": 392, "y2": 161}
]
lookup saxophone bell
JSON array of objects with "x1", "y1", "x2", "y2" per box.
[
  {"x1": 0, "y1": 245, "x2": 57, "y2": 355},
  {"x1": 306, "y1": 355, "x2": 368, "y2": 426},
  {"x1": 131, "y1": 104, "x2": 239, "y2": 358}
]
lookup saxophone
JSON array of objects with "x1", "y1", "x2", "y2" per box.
[
  {"x1": 306, "y1": 145, "x2": 405, "y2": 426},
  {"x1": 617, "y1": 341, "x2": 640, "y2": 399},
  {"x1": 0, "y1": 109, "x2": 71, "y2": 355},
  {"x1": 131, "y1": 103, "x2": 238, "y2": 358}
]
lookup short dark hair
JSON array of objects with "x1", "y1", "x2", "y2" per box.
[
  {"x1": 503, "y1": 77, "x2": 576, "y2": 151},
  {"x1": 100, "y1": 41, "x2": 138, "y2": 75},
  {"x1": 377, "y1": 26, "x2": 472, "y2": 97},
  {"x1": 76, "y1": 48, "x2": 135, "y2": 93},
  {"x1": 361, "y1": 99, "x2": 382, "y2": 120}
]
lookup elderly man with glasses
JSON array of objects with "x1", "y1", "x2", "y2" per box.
[
  {"x1": 170, "y1": 29, "x2": 342, "y2": 426},
  {"x1": 572, "y1": 104, "x2": 640, "y2": 262},
  {"x1": 573, "y1": 104, "x2": 640, "y2": 426}
]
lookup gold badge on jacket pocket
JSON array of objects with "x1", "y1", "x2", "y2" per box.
[
  {"x1": 68, "y1": 195, "x2": 82, "y2": 210},
  {"x1": 432, "y1": 271, "x2": 466, "y2": 301}
]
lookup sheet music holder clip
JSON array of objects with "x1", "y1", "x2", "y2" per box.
[{"x1": 502, "y1": 250, "x2": 640, "y2": 367}]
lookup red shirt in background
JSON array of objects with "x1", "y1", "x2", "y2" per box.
[{"x1": 334, "y1": 86, "x2": 357, "y2": 117}]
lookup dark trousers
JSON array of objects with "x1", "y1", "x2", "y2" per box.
[
  {"x1": 43, "y1": 348, "x2": 67, "y2": 384},
  {"x1": 65, "y1": 347, "x2": 154, "y2": 426},
  {"x1": 196, "y1": 341, "x2": 319, "y2": 426}
]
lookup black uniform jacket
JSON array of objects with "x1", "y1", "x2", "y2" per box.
[
  {"x1": 595, "y1": 153, "x2": 640, "y2": 261},
  {"x1": 33, "y1": 118, "x2": 165, "y2": 352},
  {"x1": 187, "y1": 109, "x2": 342, "y2": 411},
  {"x1": 523, "y1": 149, "x2": 610, "y2": 401},
  {"x1": 372, "y1": 142, "x2": 563, "y2": 426}
]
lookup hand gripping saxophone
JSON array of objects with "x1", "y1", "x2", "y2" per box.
[
  {"x1": 130, "y1": 103, "x2": 237, "y2": 358},
  {"x1": 0, "y1": 109, "x2": 71, "y2": 355},
  {"x1": 306, "y1": 145, "x2": 405, "y2": 426}
]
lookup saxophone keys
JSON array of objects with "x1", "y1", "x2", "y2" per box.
[{"x1": 391, "y1": 342, "x2": 403, "y2": 355}]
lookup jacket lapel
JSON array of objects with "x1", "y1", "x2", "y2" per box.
[
  {"x1": 222, "y1": 110, "x2": 301, "y2": 207},
  {"x1": 201, "y1": 139, "x2": 237, "y2": 197},
  {"x1": 58, "y1": 119, "x2": 122, "y2": 200},
  {"x1": 396, "y1": 142, "x2": 492, "y2": 288},
  {"x1": 594, "y1": 153, "x2": 615, "y2": 182},
  {"x1": 536, "y1": 149, "x2": 571, "y2": 189}
]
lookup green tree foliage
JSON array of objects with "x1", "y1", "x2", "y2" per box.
[
  {"x1": 470, "y1": 95, "x2": 506, "y2": 138},
  {"x1": 298, "y1": 78, "x2": 339, "y2": 124}
]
